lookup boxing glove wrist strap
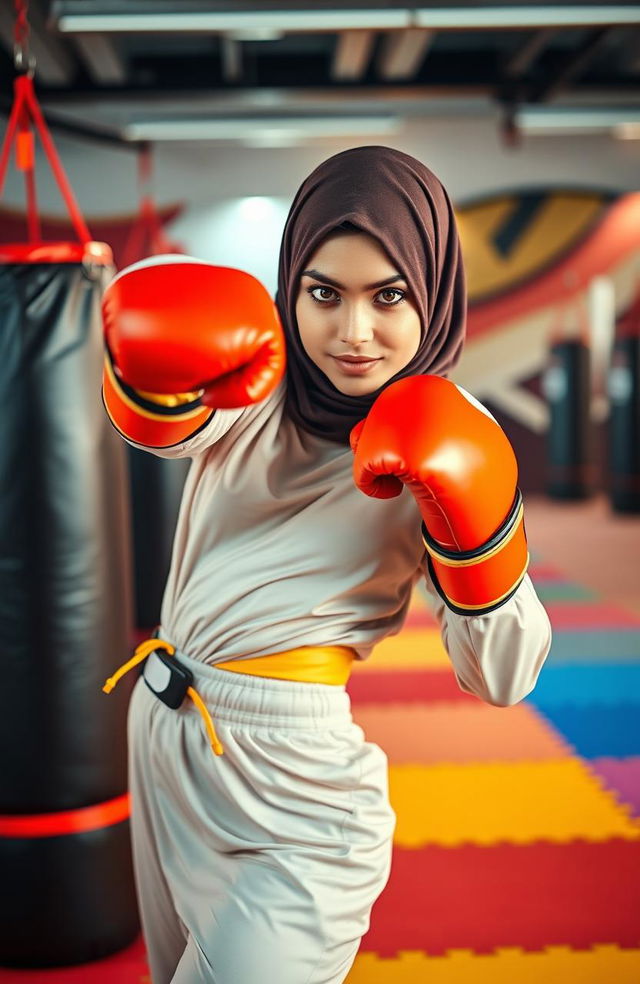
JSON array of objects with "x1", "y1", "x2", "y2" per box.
[
  {"x1": 105, "y1": 345, "x2": 204, "y2": 410},
  {"x1": 102, "y1": 349, "x2": 215, "y2": 449},
  {"x1": 421, "y1": 488, "x2": 529, "y2": 616}
]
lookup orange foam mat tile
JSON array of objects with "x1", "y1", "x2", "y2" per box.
[
  {"x1": 346, "y1": 946, "x2": 640, "y2": 983},
  {"x1": 362, "y1": 840, "x2": 640, "y2": 955},
  {"x1": 389, "y1": 758, "x2": 640, "y2": 846},
  {"x1": 355, "y1": 629, "x2": 450, "y2": 672},
  {"x1": 353, "y1": 702, "x2": 573, "y2": 763}
]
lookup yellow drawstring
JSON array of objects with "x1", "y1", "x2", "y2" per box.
[
  {"x1": 103, "y1": 637, "x2": 224, "y2": 757},
  {"x1": 186, "y1": 686, "x2": 224, "y2": 756},
  {"x1": 103, "y1": 638, "x2": 173, "y2": 693}
]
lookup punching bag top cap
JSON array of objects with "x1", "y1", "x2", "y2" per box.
[{"x1": 0, "y1": 241, "x2": 113, "y2": 266}]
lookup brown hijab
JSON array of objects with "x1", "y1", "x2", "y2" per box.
[{"x1": 274, "y1": 144, "x2": 467, "y2": 445}]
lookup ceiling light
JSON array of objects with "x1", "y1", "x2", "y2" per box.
[
  {"x1": 414, "y1": 5, "x2": 640, "y2": 28},
  {"x1": 54, "y1": 10, "x2": 407, "y2": 34},
  {"x1": 517, "y1": 108, "x2": 640, "y2": 133},
  {"x1": 226, "y1": 29, "x2": 284, "y2": 42},
  {"x1": 613, "y1": 122, "x2": 640, "y2": 140},
  {"x1": 53, "y1": 5, "x2": 640, "y2": 34},
  {"x1": 121, "y1": 116, "x2": 401, "y2": 142}
]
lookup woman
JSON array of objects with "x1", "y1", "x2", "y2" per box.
[{"x1": 101, "y1": 145, "x2": 552, "y2": 984}]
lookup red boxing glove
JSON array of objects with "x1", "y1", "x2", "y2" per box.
[
  {"x1": 350, "y1": 375, "x2": 529, "y2": 615},
  {"x1": 102, "y1": 256, "x2": 286, "y2": 409}
]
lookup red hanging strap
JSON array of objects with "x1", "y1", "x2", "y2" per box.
[
  {"x1": 121, "y1": 143, "x2": 181, "y2": 267},
  {"x1": 0, "y1": 75, "x2": 91, "y2": 244},
  {"x1": 13, "y1": 0, "x2": 31, "y2": 72},
  {"x1": 18, "y1": 84, "x2": 39, "y2": 240}
]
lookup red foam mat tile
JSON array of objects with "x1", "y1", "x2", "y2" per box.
[
  {"x1": 362, "y1": 839, "x2": 640, "y2": 957},
  {"x1": 528, "y1": 563, "x2": 567, "y2": 582},
  {"x1": 348, "y1": 668, "x2": 479, "y2": 706},
  {"x1": 545, "y1": 602, "x2": 640, "y2": 630}
]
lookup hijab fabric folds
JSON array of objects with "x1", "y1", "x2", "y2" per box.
[{"x1": 275, "y1": 145, "x2": 467, "y2": 445}]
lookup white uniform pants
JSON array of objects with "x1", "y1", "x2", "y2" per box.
[{"x1": 127, "y1": 642, "x2": 396, "y2": 984}]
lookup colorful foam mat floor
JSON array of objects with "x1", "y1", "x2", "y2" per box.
[{"x1": 2, "y1": 554, "x2": 639, "y2": 982}]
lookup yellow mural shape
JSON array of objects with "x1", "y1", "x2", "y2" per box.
[{"x1": 456, "y1": 193, "x2": 606, "y2": 304}]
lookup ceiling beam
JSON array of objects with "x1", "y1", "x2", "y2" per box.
[
  {"x1": 376, "y1": 28, "x2": 435, "y2": 81},
  {"x1": 529, "y1": 26, "x2": 615, "y2": 102},
  {"x1": 331, "y1": 31, "x2": 375, "y2": 81},
  {"x1": 619, "y1": 26, "x2": 640, "y2": 73},
  {"x1": 0, "y1": 90, "x2": 135, "y2": 147},
  {"x1": 71, "y1": 33, "x2": 127, "y2": 83},
  {"x1": 503, "y1": 28, "x2": 558, "y2": 78},
  {"x1": 221, "y1": 36, "x2": 243, "y2": 81},
  {"x1": 41, "y1": 86, "x2": 496, "y2": 115}
]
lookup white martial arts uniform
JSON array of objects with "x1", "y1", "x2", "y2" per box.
[{"x1": 122, "y1": 378, "x2": 552, "y2": 983}]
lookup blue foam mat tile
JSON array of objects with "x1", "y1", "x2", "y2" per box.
[
  {"x1": 546, "y1": 630, "x2": 640, "y2": 665},
  {"x1": 531, "y1": 702, "x2": 640, "y2": 758},
  {"x1": 526, "y1": 664, "x2": 640, "y2": 706}
]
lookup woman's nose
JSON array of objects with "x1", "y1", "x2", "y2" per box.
[{"x1": 337, "y1": 304, "x2": 375, "y2": 346}]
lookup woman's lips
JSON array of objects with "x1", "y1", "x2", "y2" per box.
[{"x1": 331, "y1": 355, "x2": 382, "y2": 375}]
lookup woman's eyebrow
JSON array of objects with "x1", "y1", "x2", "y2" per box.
[{"x1": 300, "y1": 269, "x2": 407, "y2": 291}]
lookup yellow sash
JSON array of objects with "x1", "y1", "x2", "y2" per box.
[{"x1": 215, "y1": 645, "x2": 356, "y2": 686}]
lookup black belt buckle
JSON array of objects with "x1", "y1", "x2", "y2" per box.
[{"x1": 143, "y1": 648, "x2": 194, "y2": 709}]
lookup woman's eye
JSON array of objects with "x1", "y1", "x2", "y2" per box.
[
  {"x1": 308, "y1": 286, "x2": 337, "y2": 303},
  {"x1": 377, "y1": 289, "x2": 405, "y2": 305},
  {"x1": 307, "y1": 286, "x2": 406, "y2": 305}
]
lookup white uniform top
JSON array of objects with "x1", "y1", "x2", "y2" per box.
[{"x1": 130, "y1": 379, "x2": 552, "y2": 707}]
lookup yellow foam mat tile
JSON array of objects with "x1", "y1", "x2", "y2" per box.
[
  {"x1": 354, "y1": 628, "x2": 450, "y2": 672},
  {"x1": 346, "y1": 946, "x2": 640, "y2": 983},
  {"x1": 389, "y1": 759, "x2": 640, "y2": 846}
]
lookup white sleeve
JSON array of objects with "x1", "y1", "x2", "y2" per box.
[
  {"x1": 122, "y1": 405, "x2": 247, "y2": 460},
  {"x1": 421, "y1": 555, "x2": 553, "y2": 706}
]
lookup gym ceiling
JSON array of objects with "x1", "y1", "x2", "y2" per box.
[{"x1": 1, "y1": 1, "x2": 639, "y2": 147}]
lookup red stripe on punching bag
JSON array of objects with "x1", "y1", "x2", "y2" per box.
[{"x1": 0, "y1": 793, "x2": 131, "y2": 838}]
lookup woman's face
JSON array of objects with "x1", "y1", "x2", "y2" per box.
[{"x1": 295, "y1": 231, "x2": 422, "y2": 397}]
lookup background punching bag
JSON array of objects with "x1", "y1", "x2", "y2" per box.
[
  {"x1": 608, "y1": 290, "x2": 640, "y2": 513},
  {"x1": 129, "y1": 445, "x2": 188, "y2": 630},
  {"x1": 0, "y1": 242, "x2": 139, "y2": 967},
  {"x1": 542, "y1": 336, "x2": 594, "y2": 499}
]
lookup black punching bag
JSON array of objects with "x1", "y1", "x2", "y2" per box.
[
  {"x1": 128, "y1": 446, "x2": 188, "y2": 630},
  {"x1": 608, "y1": 293, "x2": 640, "y2": 513},
  {"x1": 0, "y1": 242, "x2": 138, "y2": 967},
  {"x1": 542, "y1": 337, "x2": 594, "y2": 499}
]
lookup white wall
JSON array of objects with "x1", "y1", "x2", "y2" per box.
[{"x1": 2, "y1": 114, "x2": 640, "y2": 293}]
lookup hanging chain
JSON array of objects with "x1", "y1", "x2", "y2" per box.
[{"x1": 14, "y1": 0, "x2": 36, "y2": 77}]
